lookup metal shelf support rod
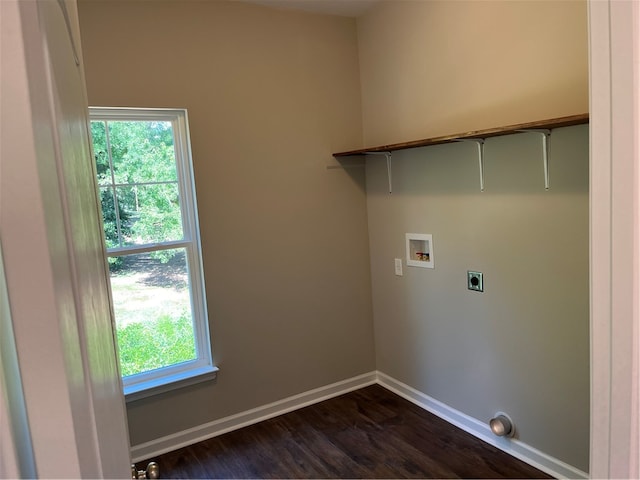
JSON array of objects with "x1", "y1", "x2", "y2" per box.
[
  {"x1": 518, "y1": 129, "x2": 551, "y2": 190},
  {"x1": 455, "y1": 139, "x2": 485, "y2": 192},
  {"x1": 365, "y1": 152, "x2": 393, "y2": 194}
]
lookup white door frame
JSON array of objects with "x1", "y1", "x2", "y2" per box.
[
  {"x1": 588, "y1": 0, "x2": 640, "y2": 477},
  {"x1": 0, "y1": 244, "x2": 36, "y2": 479}
]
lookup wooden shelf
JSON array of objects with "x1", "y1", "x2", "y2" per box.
[{"x1": 333, "y1": 113, "x2": 589, "y2": 157}]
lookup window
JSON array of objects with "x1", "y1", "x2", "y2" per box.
[{"x1": 89, "y1": 107, "x2": 215, "y2": 400}]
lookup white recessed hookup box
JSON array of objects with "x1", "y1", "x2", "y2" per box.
[{"x1": 406, "y1": 233, "x2": 434, "y2": 268}]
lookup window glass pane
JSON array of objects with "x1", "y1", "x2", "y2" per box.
[
  {"x1": 107, "y1": 121, "x2": 178, "y2": 184},
  {"x1": 99, "y1": 187, "x2": 122, "y2": 249},
  {"x1": 116, "y1": 183, "x2": 184, "y2": 246},
  {"x1": 109, "y1": 248, "x2": 196, "y2": 377},
  {"x1": 91, "y1": 121, "x2": 111, "y2": 186}
]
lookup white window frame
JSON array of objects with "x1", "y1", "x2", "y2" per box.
[{"x1": 89, "y1": 107, "x2": 216, "y2": 401}]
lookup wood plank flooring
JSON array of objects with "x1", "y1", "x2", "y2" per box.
[{"x1": 141, "y1": 385, "x2": 553, "y2": 479}]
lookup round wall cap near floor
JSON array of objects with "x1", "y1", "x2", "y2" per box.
[{"x1": 489, "y1": 412, "x2": 514, "y2": 437}]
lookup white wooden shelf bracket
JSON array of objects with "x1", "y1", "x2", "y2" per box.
[
  {"x1": 518, "y1": 129, "x2": 551, "y2": 190},
  {"x1": 455, "y1": 139, "x2": 485, "y2": 192},
  {"x1": 366, "y1": 151, "x2": 393, "y2": 194}
]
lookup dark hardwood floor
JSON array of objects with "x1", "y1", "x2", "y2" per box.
[{"x1": 141, "y1": 385, "x2": 553, "y2": 479}]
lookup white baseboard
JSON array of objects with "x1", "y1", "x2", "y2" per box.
[
  {"x1": 130, "y1": 371, "x2": 377, "y2": 462},
  {"x1": 131, "y1": 370, "x2": 587, "y2": 480},
  {"x1": 376, "y1": 372, "x2": 588, "y2": 480}
]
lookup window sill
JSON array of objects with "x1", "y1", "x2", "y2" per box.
[{"x1": 124, "y1": 365, "x2": 219, "y2": 403}]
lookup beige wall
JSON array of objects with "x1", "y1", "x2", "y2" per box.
[
  {"x1": 366, "y1": 127, "x2": 589, "y2": 470},
  {"x1": 357, "y1": 0, "x2": 588, "y2": 146},
  {"x1": 359, "y1": 0, "x2": 589, "y2": 472},
  {"x1": 77, "y1": 0, "x2": 375, "y2": 445},
  {"x1": 78, "y1": 0, "x2": 590, "y2": 471}
]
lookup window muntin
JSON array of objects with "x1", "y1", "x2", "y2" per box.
[{"x1": 89, "y1": 108, "x2": 214, "y2": 399}]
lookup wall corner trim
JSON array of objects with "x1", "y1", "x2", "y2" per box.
[
  {"x1": 376, "y1": 372, "x2": 588, "y2": 480},
  {"x1": 131, "y1": 371, "x2": 587, "y2": 479}
]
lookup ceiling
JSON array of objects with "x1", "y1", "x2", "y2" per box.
[{"x1": 236, "y1": 0, "x2": 381, "y2": 17}]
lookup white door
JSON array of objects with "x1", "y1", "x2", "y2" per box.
[{"x1": 0, "y1": 0, "x2": 131, "y2": 477}]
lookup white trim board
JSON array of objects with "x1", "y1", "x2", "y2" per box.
[
  {"x1": 131, "y1": 371, "x2": 587, "y2": 479},
  {"x1": 376, "y1": 372, "x2": 588, "y2": 480},
  {"x1": 130, "y1": 372, "x2": 377, "y2": 462}
]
